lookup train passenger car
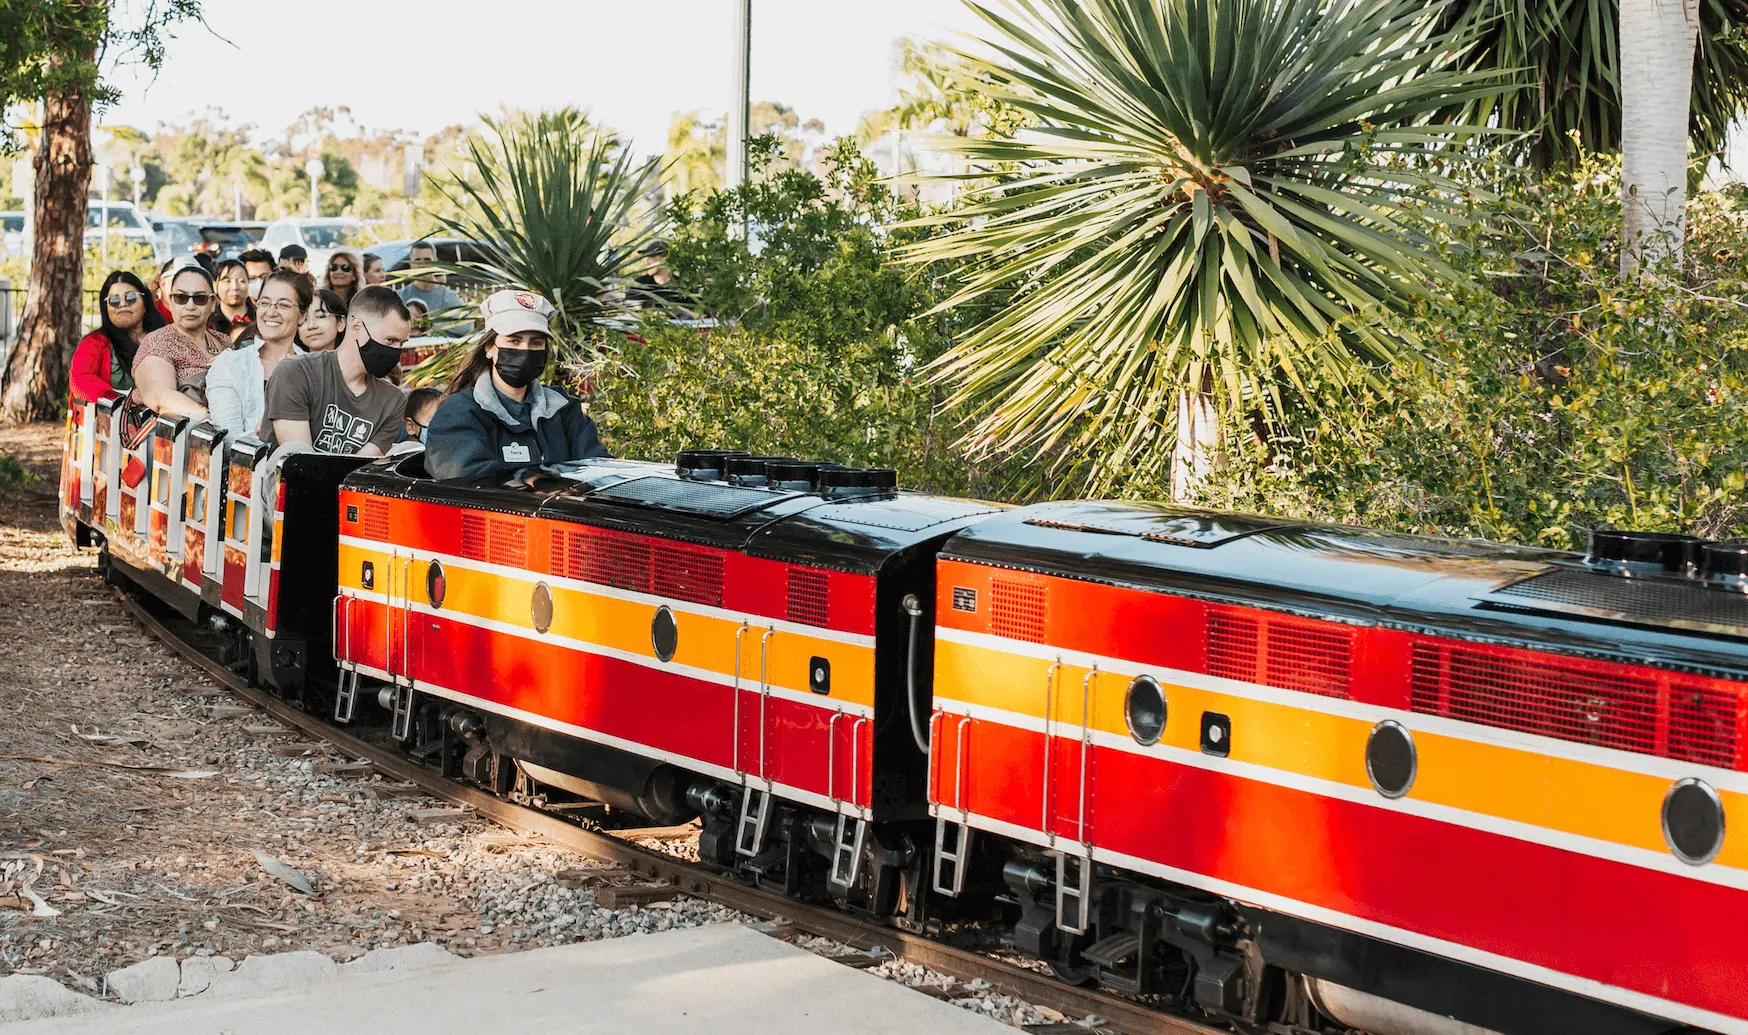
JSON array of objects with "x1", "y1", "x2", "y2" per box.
[
  {"x1": 332, "y1": 451, "x2": 996, "y2": 909},
  {"x1": 58, "y1": 400, "x2": 366, "y2": 700},
  {"x1": 928, "y1": 501, "x2": 1748, "y2": 1035}
]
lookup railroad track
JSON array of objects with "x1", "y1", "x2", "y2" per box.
[{"x1": 115, "y1": 588, "x2": 1225, "y2": 1035}]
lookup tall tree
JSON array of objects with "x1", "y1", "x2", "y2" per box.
[
  {"x1": 901, "y1": 0, "x2": 1497, "y2": 498},
  {"x1": 0, "y1": 0, "x2": 200, "y2": 422},
  {"x1": 1619, "y1": 0, "x2": 1701, "y2": 275}
]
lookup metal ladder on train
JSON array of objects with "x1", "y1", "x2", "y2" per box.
[
  {"x1": 827, "y1": 814, "x2": 866, "y2": 889},
  {"x1": 332, "y1": 594, "x2": 360, "y2": 723},
  {"x1": 735, "y1": 786, "x2": 771, "y2": 857},
  {"x1": 1052, "y1": 665, "x2": 1098, "y2": 935},
  {"x1": 932, "y1": 713, "x2": 974, "y2": 897}
]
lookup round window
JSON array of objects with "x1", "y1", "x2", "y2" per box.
[
  {"x1": 1663, "y1": 777, "x2": 1726, "y2": 865},
  {"x1": 425, "y1": 559, "x2": 446, "y2": 609},
  {"x1": 1124, "y1": 675, "x2": 1166, "y2": 746},
  {"x1": 1365, "y1": 720, "x2": 1417, "y2": 799},
  {"x1": 651, "y1": 605, "x2": 678, "y2": 663}
]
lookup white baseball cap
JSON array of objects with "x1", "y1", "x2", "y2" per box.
[{"x1": 481, "y1": 289, "x2": 555, "y2": 338}]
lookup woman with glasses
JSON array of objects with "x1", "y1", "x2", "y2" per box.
[
  {"x1": 299, "y1": 289, "x2": 347, "y2": 353},
  {"x1": 132, "y1": 259, "x2": 232, "y2": 419},
  {"x1": 205, "y1": 270, "x2": 311, "y2": 437},
  {"x1": 70, "y1": 271, "x2": 167, "y2": 403},
  {"x1": 322, "y1": 249, "x2": 364, "y2": 308},
  {"x1": 212, "y1": 259, "x2": 255, "y2": 341}
]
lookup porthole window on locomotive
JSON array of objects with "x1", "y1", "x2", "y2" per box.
[
  {"x1": 1124, "y1": 675, "x2": 1166, "y2": 746},
  {"x1": 1663, "y1": 777, "x2": 1726, "y2": 866},
  {"x1": 425, "y1": 559, "x2": 445, "y2": 609},
  {"x1": 1366, "y1": 720, "x2": 1417, "y2": 799},
  {"x1": 531, "y1": 581, "x2": 553, "y2": 634},
  {"x1": 651, "y1": 605, "x2": 678, "y2": 663}
]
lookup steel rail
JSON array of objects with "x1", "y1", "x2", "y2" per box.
[{"x1": 117, "y1": 590, "x2": 1221, "y2": 1035}]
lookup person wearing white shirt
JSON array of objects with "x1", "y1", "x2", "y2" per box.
[{"x1": 206, "y1": 271, "x2": 310, "y2": 437}]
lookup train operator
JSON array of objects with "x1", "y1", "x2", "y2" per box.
[
  {"x1": 423, "y1": 289, "x2": 607, "y2": 485},
  {"x1": 256, "y1": 285, "x2": 410, "y2": 456}
]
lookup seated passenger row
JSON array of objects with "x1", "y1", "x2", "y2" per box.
[{"x1": 71, "y1": 260, "x2": 607, "y2": 483}]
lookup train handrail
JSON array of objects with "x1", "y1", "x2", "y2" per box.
[
  {"x1": 731, "y1": 621, "x2": 749, "y2": 777},
  {"x1": 1079, "y1": 665, "x2": 1098, "y2": 846},
  {"x1": 827, "y1": 709, "x2": 843, "y2": 804},
  {"x1": 954, "y1": 714, "x2": 972, "y2": 813},
  {"x1": 1041, "y1": 658, "x2": 1061, "y2": 842},
  {"x1": 758, "y1": 626, "x2": 776, "y2": 784}
]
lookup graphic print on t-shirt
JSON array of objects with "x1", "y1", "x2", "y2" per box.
[{"x1": 316, "y1": 401, "x2": 375, "y2": 452}]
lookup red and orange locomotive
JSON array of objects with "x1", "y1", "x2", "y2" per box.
[{"x1": 60, "y1": 408, "x2": 1748, "y2": 1035}]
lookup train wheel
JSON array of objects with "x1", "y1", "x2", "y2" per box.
[{"x1": 1047, "y1": 960, "x2": 1097, "y2": 987}]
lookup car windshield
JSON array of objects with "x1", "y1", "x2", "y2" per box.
[
  {"x1": 200, "y1": 227, "x2": 253, "y2": 244},
  {"x1": 86, "y1": 208, "x2": 144, "y2": 230},
  {"x1": 161, "y1": 223, "x2": 201, "y2": 248},
  {"x1": 301, "y1": 224, "x2": 358, "y2": 249}
]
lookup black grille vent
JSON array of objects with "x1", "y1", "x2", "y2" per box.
[
  {"x1": 593, "y1": 476, "x2": 793, "y2": 519},
  {"x1": 1486, "y1": 567, "x2": 1748, "y2": 636}
]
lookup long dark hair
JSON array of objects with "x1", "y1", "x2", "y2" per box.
[
  {"x1": 444, "y1": 331, "x2": 499, "y2": 397},
  {"x1": 97, "y1": 270, "x2": 165, "y2": 370},
  {"x1": 210, "y1": 258, "x2": 254, "y2": 334}
]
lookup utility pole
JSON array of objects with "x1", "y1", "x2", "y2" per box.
[
  {"x1": 726, "y1": 0, "x2": 751, "y2": 191},
  {"x1": 305, "y1": 157, "x2": 323, "y2": 218}
]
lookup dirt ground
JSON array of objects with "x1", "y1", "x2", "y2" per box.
[{"x1": 0, "y1": 421, "x2": 742, "y2": 994}]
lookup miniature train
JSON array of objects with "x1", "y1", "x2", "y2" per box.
[{"x1": 59, "y1": 397, "x2": 1748, "y2": 1035}]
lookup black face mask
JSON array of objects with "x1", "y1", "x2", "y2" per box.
[
  {"x1": 494, "y1": 348, "x2": 547, "y2": 390},
  {"x1": 355, "y1": 321, "x2": 402, "y2": 378}
]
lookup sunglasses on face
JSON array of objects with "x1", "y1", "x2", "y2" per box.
[
  {"x1": 104, "y1": 291, "x2": 142, "y2": 308},
  {"x1": 170, "y1": 292, "x2": 213, "y2": 306},
  {"x1": 330, "y1": 262, "x2": 353, "y2": 273}
]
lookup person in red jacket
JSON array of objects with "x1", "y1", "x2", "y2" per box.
[{"x1": 70, "y1": 270, "x2": 166, "y2": 404}]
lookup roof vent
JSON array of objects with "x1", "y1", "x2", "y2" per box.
[
  {"x1": 765, "y1": 460, "x2": 822, "y2": 492},
  {"x1": 1585, "y1": 529, "x2": 1705, "y2": 578},
  {"x1": 818, "y1": 466, "x2": 898, "y2": 500},
  {"x1": 675, "y1": 449, "x2": 748, "y2": 482},
  {"x1": 1701, "y1": 541, "x2": 1748, "y2": 594},
  {"x1": 725, "y1": 455, "x2": 791, "y2": 488}
]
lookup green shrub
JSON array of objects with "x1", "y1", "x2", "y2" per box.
[{"x1": 1182, "y1": 154, "x2": 1748, "y2": 547}]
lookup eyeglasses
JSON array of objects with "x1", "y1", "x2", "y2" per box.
[
  {"x1": 330, "y1": 262, "x2": 353, "y2": 273},
  {"x1": 258, "y1": 299, "x2": 301, "y2": 313},
  {"x1": 170, "y1": 292, "x2": 214, "y2": 306},
  {"x1": 104, "y1": 291, "x2": 142, "y2": 308}
]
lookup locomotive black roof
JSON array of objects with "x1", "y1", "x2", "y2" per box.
[
  {"x1": 944, "y1": 500, "x2": 1748, "y2": 676},
  {"x1": 342, "y1": 456, "x2": 1001, "y2": 575}
]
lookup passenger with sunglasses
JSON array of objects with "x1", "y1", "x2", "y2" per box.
[
  {"x1": 132, "y1": 258, "x2": 232, "y2": 419},
  {"x1": 206, "y1": 270, "x2": 310, "y2": 436},
  {"x1": 70, "y1": 271, "x2": 167, "y2": 403},
  {"x1": 322, "y1": 249, "x2": 364, "y2": 308}
]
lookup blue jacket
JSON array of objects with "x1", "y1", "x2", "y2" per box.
[{"x1": 424, "y1": 373, "x2": 608, "y2": 484}]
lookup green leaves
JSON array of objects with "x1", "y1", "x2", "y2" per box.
[
  {"x1": 1437, "y1": 0, "x2": 1748, "y2": 168},
  {"x1": 901, "y1": 0, "x2": 1498, "y2": 489},
  {"x1": 419, "y1": 109, "x2": 667, "y2": 378}
]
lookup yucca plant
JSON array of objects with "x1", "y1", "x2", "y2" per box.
[
  {"x1": 410, "y1": 108, "x2": 667, "y2": 383},
  {"x1": 1439, "y1": 0, "x2": 1748, "y2": 169},
  {"x1": 901, "y1": 0, "x2": 1501, "y2": 497}
]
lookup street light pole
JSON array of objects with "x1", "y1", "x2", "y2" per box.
[
  {"x1": 726, "y1": 0, "x2": 751, "y2": 191},
  {"x1": 305, "y1": 157, "x2": 323, "y2": 218}
]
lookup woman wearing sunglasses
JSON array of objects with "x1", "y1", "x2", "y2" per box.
[
  {"x1": 322, "y1": 249, "x2": 364, "y2": 308},
  {"x1": 205, "y1": 270, "x2": 311, "y2": 437},
  {"x1": 132, "y1": 259, "x2": 232, "y2": 419},
  {"x1": 70, "y1": 271, "x2": 167, "y2": 404}
]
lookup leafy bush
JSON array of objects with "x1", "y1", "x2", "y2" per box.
[{"x1": 1182, "y1": 154, "x2": 1748, "y2": 547}]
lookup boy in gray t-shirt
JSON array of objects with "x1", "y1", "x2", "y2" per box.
[{"x1": 257, "y1": 285, "x2": 412, "y2": 455}]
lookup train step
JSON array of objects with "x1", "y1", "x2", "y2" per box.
[{"x1": 1080, "y1": 931, "x2": 1140, "y2": 969}]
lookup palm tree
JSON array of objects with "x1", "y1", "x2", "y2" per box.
[
  {"x1": 1436, "y1": 0, "x2": 1748, "y2": 170},
  {"x1": 901, "y1": 0, "x2": 1498, "y2": 498},
  {"x1": 415, "y1": 109, "x2": 666, "y2": 380},
  {"x1": 1619, "y1": 0, "x2": 1701, "y2": 275}
]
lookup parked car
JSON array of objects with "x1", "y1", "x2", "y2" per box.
[
  {"x1": 366, "y1": 237, "x2": 491, "y2": 291},
  {"x1": 0, "y1": 212, "x2": 23, "y2": 259},
  {"x1": 83, "y1": 201, "x2": 160, "y2": 260},
  {"x1": 259, "y1": 217, "x2": 364, "y2": 269},
  {"x1": 152, "y1": 218, "x2": 260, "y2": 263}
]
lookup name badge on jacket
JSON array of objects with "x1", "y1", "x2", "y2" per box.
[{"x1": 502, "y1": 442, "x2": 532, "y2": 463}]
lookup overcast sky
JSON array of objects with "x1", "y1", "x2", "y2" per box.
[{"x1": 99, "y1": 0, "x2": 990, "y2": 156}]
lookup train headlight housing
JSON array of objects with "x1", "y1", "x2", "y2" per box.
[{"x1": 1125, "y1": 675, "x2": 1166, "y2": 746}]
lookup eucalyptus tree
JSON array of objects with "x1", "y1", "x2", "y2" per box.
[
  {"x1": 902, "y1": 0, "x2": 1498, "y2": 497},
  {"x1": 1618, "y1": 0, "x2": 1702, "y2": 275}
]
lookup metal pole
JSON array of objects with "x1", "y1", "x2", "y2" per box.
[
  {"x1": 99, "y1": 166, "x2": 110, "y2": 267},
  {"x1": 726, "y1": 0, "x2": 751, "y2": 191}
]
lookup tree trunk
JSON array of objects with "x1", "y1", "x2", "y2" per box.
[
  {"x1": 1, "y1": 65, "x2": 92, "y2": 422},
  {"x1": 1171, "y1": 386, "x2": 1219, "y2": 503},
  {"x1": 1619, "y1": 0, "x2": 1700, "y2": 277}
]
